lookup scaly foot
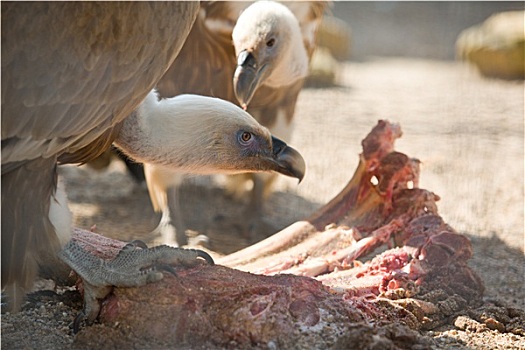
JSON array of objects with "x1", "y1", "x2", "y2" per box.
[{"x1": 58, "y1": 239, "x2": 213, "y2": 332}]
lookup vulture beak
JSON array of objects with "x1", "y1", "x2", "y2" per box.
[
  {"x1": 268, "y1": 135, "x2": 305, "y2": 183},
  {"x1": 233, "y1": 50, "x2": 269, "y2": 109}
]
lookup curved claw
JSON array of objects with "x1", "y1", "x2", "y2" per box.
[
  {"x1": 121, "y1": 239, "x2": 149, "y2": 253},
  {"x1": 196, "y1": 249, "x2": 215, "y2": 266},
  {"x1": 152, "y1": 249, "x2": 214, "y2": 278},
  {"x1": 129, "y1": 240, "x2": 149, "y2": 249},
  {"x1": 73, "y1": 310, "x2": 87, "y2": 334}
]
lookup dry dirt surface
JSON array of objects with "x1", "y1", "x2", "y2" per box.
[{"x1": 2, "y1": 57, "x2": 523, "y2": 349}]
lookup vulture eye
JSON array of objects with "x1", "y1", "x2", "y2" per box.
[
  {"x1": 266, "y1": 38, "x2": 275, "y2": 47},
  {"x1": 239, "y1": 131, "x2": 253, "y2": 144}
]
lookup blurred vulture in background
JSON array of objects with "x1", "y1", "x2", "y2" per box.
[
  {"x1": 1, "y1": 2, "x2": 306, "y2": 312},
  {"x1": 146, "y1": 1, "x2": 328, "y2": 246}
]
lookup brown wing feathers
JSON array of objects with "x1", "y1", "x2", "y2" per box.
[
  {"x1": 156, "y1": 2, "x2": 237, "y2": 101},
  {"x1": 1, "y1": 2, "x2": 199, "y2": 311}
]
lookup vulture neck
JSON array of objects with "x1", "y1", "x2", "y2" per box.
[{"x1": 114, "y1": 92, "x2": 218, "y2": 173}]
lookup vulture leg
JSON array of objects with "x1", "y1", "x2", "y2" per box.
[
  {"x1": 247, "y1": 174, "x2": 270, "y2": 214},
  {"x1": 72, "y1": 282, "x2": 112, "y2": 334},
  {"x1": 149, "y1": 186, "x2": 188, "y2": 247},
  {"x1": 221, "y1": 173, "x2": 280, "y2": 243},
  {"x1": 58, "y1": 240, "x2": 214, "y2": 332},
  {"x1": 167, "y1": 186, "x2": 189, "y2": 246},
  {"x1": 243, "y1": 173, "x2": 280, "y2": 242},
  {"x1": 144, "y1": 165, "x2": 188, "y2": 247}
]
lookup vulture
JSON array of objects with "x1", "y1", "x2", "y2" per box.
[
  {"x1": 1, "y1": 2, "x2": 305, "y2": 312},
  {"x1": 145, "y1": 1, "x2": 327, "y2": 245}
]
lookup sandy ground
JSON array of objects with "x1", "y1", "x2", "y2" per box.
[{"x1": 2, "y1": 58, "x2": 523, "y2": 349}]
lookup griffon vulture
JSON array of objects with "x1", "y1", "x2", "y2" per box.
[
  {"x1": 145, "y1": 1, "x2": 327, "y2": 245},
  {"x1": 1, "y1": 2, "x2": 305, "y2": 312}
]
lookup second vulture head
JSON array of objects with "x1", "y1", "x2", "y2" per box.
[{"x1": 232, "y1": 1, "x2": 309, "y2": 109}]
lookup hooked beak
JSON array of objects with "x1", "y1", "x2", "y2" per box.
[
  {"x1": 268, "y1": 135, "x2": 305, "y2": 183},
  {"x1": 233, "y1": 50, "x2": 269, "y2": 109}
]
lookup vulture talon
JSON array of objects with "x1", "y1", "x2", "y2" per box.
[
  {"x1": 196, "y1": 249, "x2": 215, "y2": 266},
  {"x1": 129, "y1": 240, "x2": 149, "y2": 249},
  {"x1": 121, "y1": 239, "x2": 149, "y2": 252},
  {"x1": 57, "y1": 241, "x2": 216, "y2": 330},
  {"x1": 72, "y1": 310, "x2": 87, "y2": 334}
]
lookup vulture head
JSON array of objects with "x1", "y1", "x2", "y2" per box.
[
  {"x1": 115, "y1": 91, "x2": 305, "y2": 181},
  {"x1": 232, "y1": 1, "x2": 308, "y2": 108}
]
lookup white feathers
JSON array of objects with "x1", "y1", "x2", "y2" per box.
[
  {"x1": 139, "y1": 90, "x2": 258, "y2": 129},
  {"x1": 144, "y1": 163, "x2": 184, "y2": 212},
  {"x1": 48, "y1": 176, "x2": 73, "y2": 247},
  {"x1": 115, "y1": 90, "x2": 269, "y2": 173},
  {"x1": 232, "y1": 1, "x2": 309, "y2": 88}
]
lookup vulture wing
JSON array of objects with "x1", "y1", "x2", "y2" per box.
[
  {"x1": 286, "y1": 2, "x2": 329, "y2": 58},
  {"x1": 156, "y1": 2, "x2": 240, "y2": 101},
  {"x1": 1, "y1": 2, "x2": 199, "y2": 311},
  {"x1": 1, "y1": 2, "x2": 198, "y2": 166}
]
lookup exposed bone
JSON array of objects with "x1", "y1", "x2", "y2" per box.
[
  {"x1": 219, "y1": 120, "x2": 426, "y2": 273},
  {"x1": 69, "y1": 120, "x2": 484, "y2": 348}
]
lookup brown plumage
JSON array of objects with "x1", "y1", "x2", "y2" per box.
[
  {"x1": 156, "y1": 2, "x2": 238, "y2": 102},
  {"x1": 147, "y1": 1, "x2": 327, "y2": 245},
  {"x1": 1, "y1": 1, "x2": 199, "y2": 311},
  {"x1": 1, "y1": 2, "x2": 200, "y2": 311},
  {"x1": 1, "y1": 2, "x2": 306, "y2": 311}
]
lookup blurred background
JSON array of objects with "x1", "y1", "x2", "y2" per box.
[{"x1": 331, "y1": 1, "x2": 523, "y2": 60}]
